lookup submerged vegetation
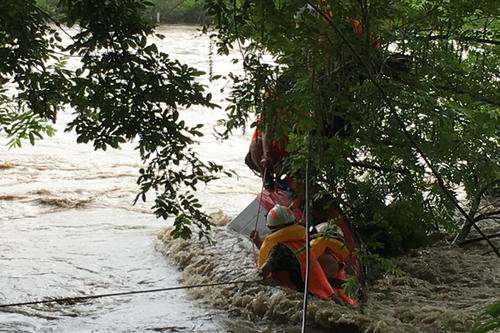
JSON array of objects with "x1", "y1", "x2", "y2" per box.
[{"x1": 471, "y1": 300, "x2": 500, "y2": 333}]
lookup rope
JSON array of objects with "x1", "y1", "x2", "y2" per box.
[
  {"x1": 251, "y1": 168, "x2": 266, "y2": 266},
  {"x1": 0, "y1": 280, "x2": 258, "y2": 309},
  {"x1": 301, "y1": 159, "x2": 311, "y2": 333}
]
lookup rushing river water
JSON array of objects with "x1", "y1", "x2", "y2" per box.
[{"x1": 0, "y1": 25, "x2": 262, "y2": 332}]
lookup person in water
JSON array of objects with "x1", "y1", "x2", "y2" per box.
[
  {"x1": 250, "y1": 204, "x2": 335, "y2": 300},
  {"x1": 311, "y1": 223, "x2": 359, "y2": 305}
]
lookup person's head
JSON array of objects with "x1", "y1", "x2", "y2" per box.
[
  {"x1": 266, "y1": 204, "x2": 296, "y2": 231},
  {"x1": 315, "y1": 221, "x2": 345, "y2": 240}
]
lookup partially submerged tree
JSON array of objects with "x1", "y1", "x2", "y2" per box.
[
  {"x1": 205, "y1": 0, "x2": 499, "y2": 255},
  {"x1": 0, "y1": 0, "x2": 227, "y2": 239},
  {"x1": 1, "y1": 0, "x2": 498, "y2": 253}
]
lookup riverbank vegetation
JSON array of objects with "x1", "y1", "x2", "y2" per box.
[
  {"x1": 206, "y1": 0, "x2": 499, "y2": 256},
  {"x1": 36, "y1": 0, "x2": 207, "y2": 23},
  {"x1": 1, "y1": 1, "x2": 498, "y2": 331},
  {"x1": 2, "y1": 0, "x2": 498, "y2": 264},
  {"x1": 143, "y1": 0, "x2": 206, "y2": 24}
]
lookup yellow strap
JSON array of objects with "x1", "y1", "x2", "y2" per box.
[
  {"x1": 258, "y1": 224, "x2": 306, "y2": 267},
  {"x1": 311, "y1": 237, "x2": 349, "y2": 259}
]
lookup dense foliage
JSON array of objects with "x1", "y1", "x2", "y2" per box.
[
  {"x1": 205, "y1": 0, "x2": 499, "y2": 254},
  {"x1": 36, "y1": 0, "x2": 207, "y2": 24},
  {"x1": 1, "y1": 1, "x2": 498, "y2": 253},
  {"x1": 472, "y1": 300, "x2": 500, "y2": 333},
  {"x1": 0, "y1": 0, "x2": 226, "y2": 239},
  {"x1": 144, "y1": 0, "x2": 206, "y2": 24}
]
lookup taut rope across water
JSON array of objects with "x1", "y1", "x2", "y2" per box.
[{"x1": 0, "y1": 280, "x2": 259, "y2": 309}]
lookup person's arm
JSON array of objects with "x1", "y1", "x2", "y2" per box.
[
  {"x1": 250, "y1": 230, "x2": 263, "y2": 249},
  {"x1": 259, "y1": 261, "x2": 272, "y2": 279}
]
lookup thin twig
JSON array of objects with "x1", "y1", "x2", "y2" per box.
[
  {"x1": 349, "y1": 160, "x2": 410, "y2": 175},
  {"x1": 34, "y1": 5, "x2": 75, "y2": 41},
  {"x1": 424, "y1": 35, "x2": 500, "y2": 46},
  {"x1": 479, "y1": 198, "x2": 500, "y2": 212},
  {"x1": 460, "y1": 231, "x2": 500, "y2": 246},
  {"x1": 455, "y1": 179, "x2": 500, "y2": 243},
  {"x1": 474, "y1": 210, "x2": 500, "y2": 222}
]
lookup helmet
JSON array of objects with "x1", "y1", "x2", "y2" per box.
[
  {"x1": 315, "y1": 222, "x2": 345, "y2": 240},
  {"x1": 316, "y1": 222, "x2": 329, "y2": 233},
  {"x1": 266, "y1": 204, "x2": 296, "y2": 228}
]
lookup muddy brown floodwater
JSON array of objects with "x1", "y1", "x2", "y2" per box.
[
  {"x1": 1, "y1": 24, "x2": 499, "y2": 333},
  {"x1": 158, "y1": 213, "x2": 500, "y2": 333},
  {"x1": 0, "y1": 25, "x2": 263, "y2": 332}
]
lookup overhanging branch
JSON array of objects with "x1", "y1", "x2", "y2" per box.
[
  {"x1": 475, "y1": 210, "x2": 500, "y2": 222},
  {"x1": 460, "y1": 231, "x2": 500, "y2": 246}
]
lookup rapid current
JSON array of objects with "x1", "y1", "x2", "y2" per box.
[
  {"x1": 2, "y1": 25, "x2": 499, "y2": 333},
  {"x1": 0, "y1": 25, "x2": 261, "y2": 332}
]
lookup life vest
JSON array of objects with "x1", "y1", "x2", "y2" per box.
[
  {"x1": 314, "y1": 0, "x2": 380, "y2": 49},
  {"x1": 311, "y1": 237, "x2": 349, "y2": 260},
  {"x1": 251, "y1": 116, "x2": 288, "y2": 161},
  {"x1": 350, "y1": 19, "x2": 380, "y2": 49},
  {"x1": 258, "y1": 224, "x2": 335, "y2": 300},
  {"x1": 311, "y1": 237, "x2": 358, "y2": 306}
]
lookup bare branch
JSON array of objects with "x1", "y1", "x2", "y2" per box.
[
  {"x1": 474, "y1": 210, "x2": 500, "y2": 222},
  {"x1": 460, "y1": 231, "x2": 500, "y2": 246},
  {"x1": 454, "y1": 179, "x2": 499, "y2": 243}
]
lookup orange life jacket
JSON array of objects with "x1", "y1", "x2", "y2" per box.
[
  {"x1": 311, "y1": 237, "x2": 349, "y2": 260},
  {"x1": 251, "y1": 116, "x2": 288, "y2": 161},
  {"x1": 259, "y1": 225, "x2": 334, "y2": 300},
  {"x1": 315, "y1": 0, "x2": 380, "y2": 49},
  {"x1": 311, "y1": 237, "x2": 359, "y2": 306}
]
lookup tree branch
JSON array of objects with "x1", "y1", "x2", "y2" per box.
[
  {"x1": 307, "y1": 1, "x2": 500, "y2": 257},
  {"x1": 454, "y1": 179, "x2": 500, "y2": 243},
  {"x1": 435, "y1": 85, "x2": 500, "y2": 107},
  {"x1": 474, "y1": 210, "x2": 500, "y2": 222},
  {"x1": 33, "y1": 4, "x2": 75, "y2": 41},
  {"x1": 424, "y1": 35, "x2": 500, "y2": 46},
  {"x1": 460, "y1": 231, "x2": 500, "y2": 246}
]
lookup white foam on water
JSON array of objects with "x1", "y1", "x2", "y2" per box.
[
  {"x1": 0, "y1": 25, "x2": 261, "y2": 332},
  {"x1": 158, "y1": 217, "x2": 500, "y2": 333}
]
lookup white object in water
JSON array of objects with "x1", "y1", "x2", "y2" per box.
[{"x1": 228, "y1": 199, "x2": 269, "y2": 238}]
